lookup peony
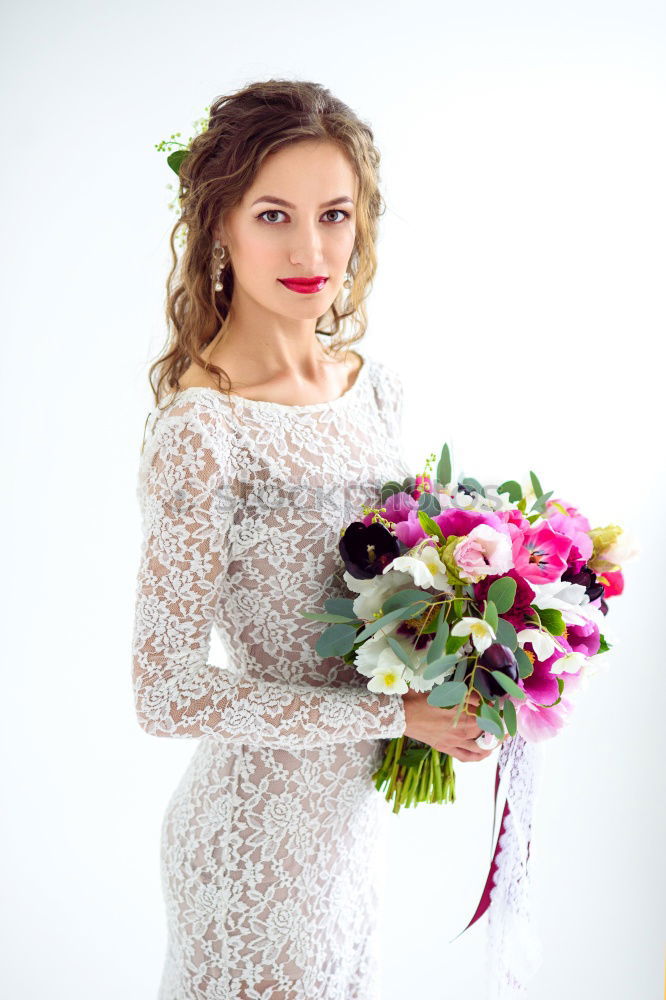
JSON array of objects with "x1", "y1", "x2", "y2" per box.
[{"x1": 452, "y1": 524, "x2": 514, "y2": 584}]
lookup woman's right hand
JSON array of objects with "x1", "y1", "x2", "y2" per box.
[{"x1": 401, "y1": 687, "x2": 503, "y2": 762}]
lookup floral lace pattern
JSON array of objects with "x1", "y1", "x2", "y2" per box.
[{"x1": 131, "y1": 347, "x2": 412, "y2": 999}]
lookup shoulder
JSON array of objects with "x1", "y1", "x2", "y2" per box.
[
  {"x1": 361, "y1": 351, "x2": 404, "y2": 402},
  {"x1": 138, "y1": 393, "x2": 235, "y2": 506}
]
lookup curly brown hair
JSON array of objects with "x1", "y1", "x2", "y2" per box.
[{"x1": 148, "y1": 78, "x2": 387, "y2": 409}]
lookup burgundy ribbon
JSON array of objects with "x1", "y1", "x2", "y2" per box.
[{"x1": 450, "y1": 754, "x2": 532, "y2": 941}]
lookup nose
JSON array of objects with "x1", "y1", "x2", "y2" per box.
[{"x1": 288, "y1": 219, "x2": 326, "y2": 270}]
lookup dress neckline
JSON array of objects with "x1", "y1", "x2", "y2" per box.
[{"x1": 164, "y1": 349, "x2": 370, "y2": 414}]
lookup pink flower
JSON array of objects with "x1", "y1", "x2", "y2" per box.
[
  {"x1": 515, "y1": 694, "x2": 573, "y2": 741},
  {"x1": 599, "y1": 568, "x2": 624, "y2": 599},
  {"x1": 544, "y1": 498, "x2": 591, "y2": 533},
  {"x1": 453, "y1": 524, "x2": 514, "y2": 583},
  {"x1": 513, "y1": 521, "x2": 572, "y2": 584},
  {"x1": 433, "y1": 508, "x2": 511, "y2": 539},
  {"x1": 542, "y1": 501, "x2": 593, "y2": 574},
  {"x1": 562, "y1": 620, "x2": 600, "y2": 658}
]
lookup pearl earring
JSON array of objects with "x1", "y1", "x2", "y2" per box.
[
  {"x1": 343, "y1": 271, "x2": 352, "y2": 289},
  {"x1": 212, "y1": 239, "x2": 227, "y2": 292}
]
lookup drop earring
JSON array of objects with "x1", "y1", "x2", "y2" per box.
[
  {"x1": 212, "y1": 239, "x2": 227, "y2": 292},
  {"x1": 343, "y1": 271, "x2": 352, "y2": 289}
]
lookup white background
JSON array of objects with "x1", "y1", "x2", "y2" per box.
[{"x1": 1, "y1": 1, "x2": 663, "y2": 997}]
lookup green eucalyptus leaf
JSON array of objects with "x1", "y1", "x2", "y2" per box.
[
  {"x1": 423, "y1": 653, "x2": 460, "y2": 680},
  {"x1": 490, "y1": 671, "x2": 526, "y2": 699},
  {"x1": 515, "y1": 647, "x2": 534, "y2": 678},
  {"x1": 299, "y1": 611, "x2": 358, "y2": 623},
  {"x1": 475, "y1": 715, "x2": 504, "y2": 740},
  {"x1": 382, "y1": 589, "x2": 433, "y2": 613},
  {"x1": 418, "y1": 491, "x2": 441, "y2": 516},
  {"x1": 437, "y1": 443, "x2": 452, "y2": 490},
  {"x1": 355, "y1": 604, "x2": 423, "y2": 642},
  {"x1": 427, "y1": 681, "x2": 469, "y2": 708},
  {"x1": 498, "y1": 480, "x2": 523, "y2": 503},
  {"x1": 495, "y1": 617, "x2": 518, "y2": 651},
  {"x1": 529, "y1": 470, "x2": 543, "y2": 498},
  {"x1": 472, "y1": 670, "x2": 493, "y2": 699},
  {"x1": 324, "y1": 597, "x2": 359, "y2": 619},
  {"x1": 480, "y1": 702, "x2": 503, "y2": 728},
  {"x1": 487, "y1": 577, "x2": 517, "y2": 614},
  {"x1": 386, "y1": 636, "x2": 415, "y2": 669},
  {"x1": 460, "y1": 477, "x2": 486, "y2": 497},
  {"x1": 427, "y1": 613, "x2": 450, "y2": 663},
  {"x1": 502, "y1": 697, "x2": 517, "y2": 736},
  {"x1": 484, "y1": 601, "x2": 499, "y2": 632},
  {"x1": 380, "y1": 480, "x2": 404, "y2": 500},
  {"x1": 315, "y1": 623, "x2": 357, "y2": 657}
]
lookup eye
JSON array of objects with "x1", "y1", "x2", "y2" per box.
[{"x1": 256, "y1": 208, "x2": 351, "y2": 225}]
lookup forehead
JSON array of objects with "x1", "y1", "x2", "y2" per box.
[{"x1": 245, "y1": 141, "x2": 358, "y2": 202}]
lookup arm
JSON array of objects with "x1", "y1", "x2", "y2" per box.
[{"x1": 131, "y1": 402, "x2": 407, "y2": 747}]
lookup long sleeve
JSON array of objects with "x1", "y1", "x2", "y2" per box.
[{"x1": 131, "y1": 401, "x2": 407, "y2": 748}]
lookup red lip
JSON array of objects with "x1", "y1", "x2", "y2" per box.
[{"x1": 279, "y1": 277, "x2": 328, "y2": 294}]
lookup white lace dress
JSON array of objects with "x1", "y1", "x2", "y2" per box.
[{"x1": 131, "y1": 347, "x2": 412, "y2": 1000}]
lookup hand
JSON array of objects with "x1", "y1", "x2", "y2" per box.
[{"x1": 401, "y1": 687, "x2": 506, "y2": 762}]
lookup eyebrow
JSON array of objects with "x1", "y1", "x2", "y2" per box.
[{"x1": 250, "y1": 195, "x2": 355, "y2": 209}]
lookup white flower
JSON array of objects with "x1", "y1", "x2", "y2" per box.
[
  {"x1": 603, "y1": 530, "x2": 639, "y2": 565},
  {"x1": 549, "y1": 650, "x2": 588, "y2": 675},
  {"x1": 343, "y1": 568, "x2": 413, "y2": 621},
  {"x1": 381, "y1": 554, "x2": 433, "y2": 588},
  {"x1": 516, "y1": 627, "x2": 565, "y2": 661},
  {"x1": 367, "y1": 648, "x2": 412, "y2": 694},
  {"x1": 353, "y1": 625, "x2": 398, "y2": 677},
  {"x1": 529, "y1": 580, "x2": 606, "y2": 628},
  {"x1": 450, "y1": 616, "x2": 496, "y2": 653}
]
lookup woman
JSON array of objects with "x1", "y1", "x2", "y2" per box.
[{"x1": 132, "y1": 79, "x2": 494, "y2": 1000}]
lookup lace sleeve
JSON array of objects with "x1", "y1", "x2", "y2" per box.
[{"x1": 131, "y1": 403, "x2": 407, "y2": 747}]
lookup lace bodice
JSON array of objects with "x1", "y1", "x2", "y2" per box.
[{"x1": 131, "y1": 348, "x2": 410, "y2": 748}]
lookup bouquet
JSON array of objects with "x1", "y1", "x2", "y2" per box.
[{"x1": 300, "y1": 443, "x2": 634, "y2": 813}]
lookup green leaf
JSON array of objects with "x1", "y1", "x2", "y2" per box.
[
  {"x1": 487, "y1": 577, "x2": 517, "y2": 614},
  {"x1": 502, "y1": 697, "x2": 517, "y2": 736},
  {"x1": 515, "y1": 647, "x2": 534, "y2": 678},
  {"x1": 398, "y1": 747, "x2": 431, "y2": 767},
  {"x1": 402, "y1": 476, "x2": 417, "y2": 493},
  {"x1": 453, "y1": 657, "x2": 469, "y2": 683},
  {"x1": 484, "y1": 601, "x2": 499, "y2": 632},
  {"x1": 417, "y1": 510, "x2": 446, "y2": 544},
  {"x1": 496, "y1": 617, "x2": 518, "y2": 651},
  {"x1": 382, "y1": 589, "x2": 432, "y2": 613},
  {"x1": 423, "y1": 653, "x2": 460, "y2": 680},
  {"x1": 472, "y1": 670, "x2": 493, "y2": 699},
  {"x1": 379, "y1": 480, "x2": 404, "y2": 500},
  {"x1": 475, "y1": 715, "x2": 504, "y2": 740},
  {"x1": 530, "y1": 489, "x2": 554, "y2": 514},
  {"x1": 498, "y1": 480, "x2": 523, "y2": 503},
  {"x1": 529, "y1": 470, "x2": 543, "y2": 498},
  {"x1": 437, "y1": 443, "x2": 452, "y2": 490},
  {"x1": 453, "y1": 597, "x2": 465, "y2": 616},
  {"x1": 355, "y1": 604, "x2": 424, "y2": 642},
  {"x1": 315, "y1": 623, "x2": 358, "y2": 657},
  {"x1": 427, "y1": 681, "x2": 469, "y2": 708},
  {"x1": 427, "y1": 611, "x2": 450, "y2": 663},
  {"x1": 598, "y1": 633, "x2": 611, "y2": 653},
  {"x1": 460, "y1": 477, "x2": 485, "y2": 497},
  {"x1": 324, "y1": 597, "x2": 358, "y2": 619},
  {"x1": 490, "y1": 671, "x2": 526, "y2": 699},
  {"x1": 537, "y1": 607, "x2": 566, "y2": 636},
  {"x1": 386, "y1": 636, "x2": 415, "y2": 670},
  {"x1": 480, "y1": 702, "x2": 503, "y2": 728},
  {"x1": 446, "y1": 633, "x2": 468, "y2": 656},
  {"x1": 418, "y1": 491, "x2": 441, "y2": 516},
  {"x1": 167, "y1": 148, "x2": 190, "y2": 176}
]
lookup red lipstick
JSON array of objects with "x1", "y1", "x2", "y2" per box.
[{"x1": 279, "y1": 276, "x2": 328, "y2": 294}]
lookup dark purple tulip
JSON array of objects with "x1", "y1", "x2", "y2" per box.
[
  {"x1": 338, "y1": 521, "x2": 401, "y2": 580},
  {"x1": 561, "y1": 565, "x2": 605, "y2": 604},
  {"x1": 477, "y1": 642, "x2": 520, "y2": 696}
]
